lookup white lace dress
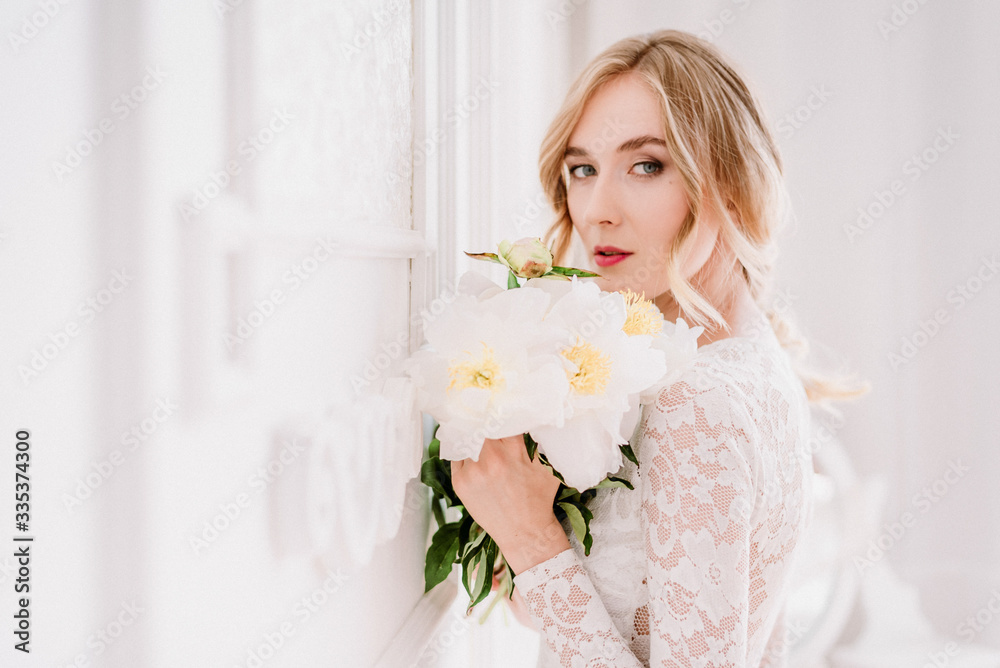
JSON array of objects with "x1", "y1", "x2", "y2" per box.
[{"x1": 513, "y1": 313, "x2": 814, "y2": 667}]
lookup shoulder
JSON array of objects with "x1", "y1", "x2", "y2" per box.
[
  {"x1": 636, "y1": 340, "x2": 762, "y2": 510},
  {"x1": 662, "y1": 323, "x2": 807, "y2": 418},
  {"x1": 640, "y1": 330, "x2": 804, "y2": 466},
  {"x1": 646, "y1": 336, "x2": 765, "y2": 428}
]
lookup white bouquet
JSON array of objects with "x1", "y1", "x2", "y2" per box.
[{"x1": 404, "y1": 238, "x2": 702, "y2": 614}]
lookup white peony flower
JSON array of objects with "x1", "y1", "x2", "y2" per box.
[
  {"x1": 525, "y1": 278, "x2": 668, "y2": 491},
  {"x1": 403, "y1": 273, "x2": 570, "y2": 461},
  {"x1": 615, "y1": 289, "x2": 704, "y2": 441}
]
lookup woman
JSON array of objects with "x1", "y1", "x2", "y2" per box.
[{"x1": 451, "y1": 30, "x2": 866, "y2": 666}]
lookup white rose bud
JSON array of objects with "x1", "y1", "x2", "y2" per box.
[{"x1": 497, "y1": 237, "x2": 553, "y2": 279}]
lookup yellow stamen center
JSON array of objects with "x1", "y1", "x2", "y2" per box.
[
  {"x1": 620, "y1": 289, "x2": 663, "y2": 336},
  {"x1": 447, "y1": 343, "x2": 504, "y2": 392},
  {"x1": 561, "y1": 340, "x2": 612, "y2": 395}
]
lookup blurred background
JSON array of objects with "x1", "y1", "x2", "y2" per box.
[{"x1": 1, "y1": 0, "x2": 998, "y2": 666}]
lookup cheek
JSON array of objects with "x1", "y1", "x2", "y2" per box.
[
  {"x1": 566, "y1": 192, "x2": 582, "y2": 225},
  {"x1": 567, "y1": 201, "x2": 588, "y2": 240}
]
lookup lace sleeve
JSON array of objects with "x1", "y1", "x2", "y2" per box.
[
  {"x1": 640, "y1": 374, "x2": 757, "y2": 665},
  {"x1": 512, "y1": 366, "x2": 761, "y2": 667},
  {"x1": 513, "y1": 547, "x2": 644, "y2": 666}
]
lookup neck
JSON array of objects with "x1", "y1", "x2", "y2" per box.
[{"x1": 654, "y1": 253, "x2": 761, "y2": 347}]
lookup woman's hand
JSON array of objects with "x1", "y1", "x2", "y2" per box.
[{"x1": 450, "y1": 435, "x2": 570, "y2": 575}]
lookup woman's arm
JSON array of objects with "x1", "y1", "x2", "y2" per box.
[{"x1": 640, "y1": 377, "x2": 755, "y2": 664}]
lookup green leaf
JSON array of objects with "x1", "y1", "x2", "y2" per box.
[
  {"x1": 557, "y1": 486, "x2": 579, "y2": 502},
  {"x1": 428, "y1": 436, "x2": 440, "y2": 460},
  {"x1": 558, "y1": 501, "x2": 594, "y2": 556},
  {"x1": 523, "y1": 433, "x2": 538, "y2": 461},
  {"x1": 582, "y1": 524, "x2": 594, "y2": 555},
  {"x1": 464, "y1": 524, "x2": 488, "y2": 555},
  {"x1": 420, "y1": 457, "x2": 461, "y2": 508},
  {"x1": 424, "y1": 521, "x2": 462, "y2": 593},
  {"x1": 464, "y1": 251, "x2": 503, "y2": 264},
  {"x1": 620, "y1": 442, "x2": 638, "y2": 467},
  {"x1": 557, "y1": 502, "x2": 588, "y2": 545},
  {"x1": 461, "y1": 549, "x2": 478, "y2": 599},
  {"x1": 594, "y1": 475, "x2": 634, "y2": 491},
  {"x1": 538, "y1": 454, "x2": 566, "y2": 485},
  {"x1": 460, "y1": 528, "x2": 488, "y2": 599},
  {"x1": 420, "y1": 458, "x2": 448, "y2": 499},
  {"x1": 458, "y1": 512, "x2": 475, "y2": 547},
  {"x1": 431, "y1": 495, "x2": 446, "y2": 528},
  {"x1": 468, "y1": 537, "x2": 498, "y2": 610},
  {"x1": 545, "y1": 266, "x2": 602, "y2": 278},
  {"x1": 507, "y1": 270, "x2": 520, "y2": 289}
]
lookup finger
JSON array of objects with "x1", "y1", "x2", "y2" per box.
[{"x1": 493, "y1": 434, "x2": 528, "y2": 462}]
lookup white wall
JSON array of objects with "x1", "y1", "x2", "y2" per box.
[
  {"x1": 0, "y1": 1, "x2": 103, "y2": 664},
  {"x1": 2, "y1": 0, "x2": 428, "y2": 666}
]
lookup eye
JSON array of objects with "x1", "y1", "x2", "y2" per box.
[
  {"x1": 630, "y1": 161, "x2": 662, "y2": 177},
  {"x1": 568, "y1": 164, "x2": 597, "y2": 179}
]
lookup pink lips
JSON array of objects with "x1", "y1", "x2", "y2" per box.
[{"x1": 594, "y1": 246, "x2": 633, "y2": 267}]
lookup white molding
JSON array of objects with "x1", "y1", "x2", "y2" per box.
[
  {"x1": 373, "y1": 577, "x2": 459, "y2": 668},
  {"x1": 375, "y1": 0, "x2": 500, "y2": 662},
  {"x1": 255, "y1": 225, "x2": 429, "y2": 259}
]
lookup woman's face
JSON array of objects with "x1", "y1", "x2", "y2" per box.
[{"x1": 565, "y1": 72, "x2": 721, "y2": 312}]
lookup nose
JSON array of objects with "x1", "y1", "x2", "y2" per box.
[{"x1": 579, "y1": 171, "x2": 622, "y2": 229}]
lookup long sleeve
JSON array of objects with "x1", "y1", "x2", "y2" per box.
[
  {"x1": 640, "y1": 375, "x2": 756, "y2": 665},
  {"x1": 514, "y1": 547, "x2": 645, "y2": 666},
  {"x1": 513, "y1": 366, "x2": 762, "y2": 667}
]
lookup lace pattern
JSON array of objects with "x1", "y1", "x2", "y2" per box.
[{"x1": 513, "y1": 319, "x2": 813, "y2": 667}]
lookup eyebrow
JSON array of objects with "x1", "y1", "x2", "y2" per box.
[{"x1": 564, "y1": 134, "x2": 667, "y2": 158}]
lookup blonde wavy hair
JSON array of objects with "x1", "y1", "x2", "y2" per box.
[{"x1": 540, "y1": 30, "x2": 868, "y2": 404}]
